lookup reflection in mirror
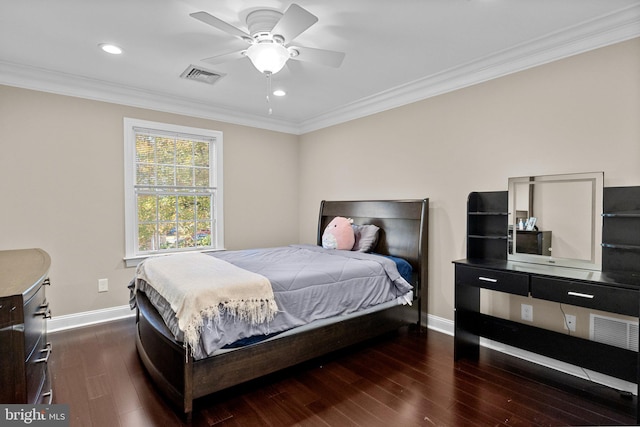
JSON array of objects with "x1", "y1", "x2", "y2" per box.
[{"x1": 508, "y1": 172, "x2": 604, "y2": 270}]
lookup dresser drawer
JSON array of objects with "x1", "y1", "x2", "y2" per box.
[
  {"x1": 0, "y1": 296, "x2": 23, "y2": 327},
  {"x1": 24, "y1": 285, "x2": 48, "y2": 359},
  {"x1": 0, "y1": 249, "x2": 51, "y2": 405},
  {"x1": 456, "y1": 265, "x2": 529, "y2": 296},
  {"x1": 38, "y1": 371, "x2": 52, "y2": 405},
  {"x1": 531, "y1": 276, "x2": 639, "y2": 317},
  {"x1": 25, "y1": 335, "x2": 51, "y2": 404}
]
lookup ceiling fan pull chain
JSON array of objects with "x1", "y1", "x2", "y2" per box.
[{"x1": 266, "y1": 72, "x2": 273, "y2": 115}]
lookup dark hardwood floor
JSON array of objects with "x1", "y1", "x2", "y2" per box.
[{"x1": 48, "y1": 318, "x2": 637, "y2": 426}]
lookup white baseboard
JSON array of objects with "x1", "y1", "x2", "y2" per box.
[
  {"x1": 425, "y1": 314, "x2": 637, "y2": 395},
  {"x1": 47, "y1": 306, "x2": 637, "y2": 395},
  {"x1": 48, "y1": 304, "x2": 135, "y2": 333}
]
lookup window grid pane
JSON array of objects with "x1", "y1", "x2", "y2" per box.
[
  {"x1": 136, "y1": 193, "x2": 214, "y2": 251},
  {"x1": 134, "y1": 128, "x2": 216, "y2": 254}
]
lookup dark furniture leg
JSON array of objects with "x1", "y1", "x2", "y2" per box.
[{"x1": 454, "y1": 283, "x2": 480, "y2": 361}]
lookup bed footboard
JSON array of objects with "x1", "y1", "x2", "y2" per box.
[
  {"x1": 136, "y1": 291, "x2": 417, "y2": 418},
  {"x1": 191, "y1": 301, "x2": 415, "y2": 395},
  {"x1": 136, "y1": 291, "x2": 193, "y2": 415}
]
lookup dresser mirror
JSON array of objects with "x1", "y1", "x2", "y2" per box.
[{"x1": 508, "y1": 172, "x2": 604, "y2": 270}]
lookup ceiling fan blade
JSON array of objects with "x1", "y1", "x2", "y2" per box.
[
  {"x1": 290, "y1": 46, "x2": 345, "y2": 68},
  {"x1": 201, "y1": 49, "x2": 246, "y2": 65},
  {"x1": 190, "y1": 11, "x2": 251, "y2": 41},
  {"x1": 271, "y1": 4, "x2": 318, "y2": 43}
]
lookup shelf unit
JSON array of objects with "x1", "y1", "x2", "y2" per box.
[
  {"x1": 602, "y1": 186, "x2": 640, "y2": 273},
  {"x1": 467, "y1": 191, "x2": 508, "y2": 260},
  {"x1": 457, "y1": 185, "x2": 640, "y2": 423}
]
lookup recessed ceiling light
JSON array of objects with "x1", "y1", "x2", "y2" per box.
[
  {"x1": 273, "y1": 89, "x2": 286, "y2": 97},
  {"x1": 99, "y1": 43, "x2": 123, "y2": 55}
]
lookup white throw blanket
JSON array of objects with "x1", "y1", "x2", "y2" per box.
[{"x1": 135, "y1": 252, "x2": 278, "y2": 353}]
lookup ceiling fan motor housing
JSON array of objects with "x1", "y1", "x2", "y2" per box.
[
  {"x1": 246, "y1": 9, "x2": 283, "y2": 39},
  {"x1": 191, "y1": 4, "x2": 344, "y2": 73}
]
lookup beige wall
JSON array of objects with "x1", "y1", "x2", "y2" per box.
[
  {"x1": 0, "y1": 86, "x2": 299, "y2": 316},
  {"x1": 1, "y1": 38, "x2": 638, "y2": 328},
  {"x1": 298, "y1": 38, "x2": 640, "y2": 332}
]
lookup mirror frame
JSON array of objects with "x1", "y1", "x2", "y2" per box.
[{"x1": 507, "y1": 172, "x2": 604, "y2": 271}]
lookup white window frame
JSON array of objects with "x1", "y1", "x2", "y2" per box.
[{"x1": 123, "y1": 118, "x2": 224, "y2": 267}]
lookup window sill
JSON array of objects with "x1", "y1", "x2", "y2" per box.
[{"x1": 124, "y1": 248, "x2": 226, "y2": 268}]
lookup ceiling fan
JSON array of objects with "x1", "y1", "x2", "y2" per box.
[{"x1": 190, "y1": 3, "x2": 345, "y2": 75}]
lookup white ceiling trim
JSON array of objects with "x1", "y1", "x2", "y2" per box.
[
  {"x1": 0, "y1": 61, "x2": 299, "y2": 134},
  {"x1": 298, "y1": 4, "x2": 640, "y2": 134},
  {"x1": 0, "y1": 4, "x2": 638, "y2": 136}
]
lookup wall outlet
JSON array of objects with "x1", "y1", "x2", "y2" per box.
[
  {"x1": 564, "y1": 314, "x2": 576, "y2": 332},
  {"x1": 98, "y1": 278, "x2": 109, "y2": 293},
  {"x1": 521, "y1": 304, "x2": 533, "y2": 322}
]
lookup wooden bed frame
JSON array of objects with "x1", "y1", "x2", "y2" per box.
[{"x1": 135, "y1": 199, "x2": 429, "y2": 419}]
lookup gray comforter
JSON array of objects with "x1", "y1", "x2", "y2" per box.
[{"x1": 133, "y1": 244, "x2": 413, "y2": 359}]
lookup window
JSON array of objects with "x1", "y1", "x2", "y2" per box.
[{"x1": 124, "y1": 118, "x2": 223, "y2": 266}]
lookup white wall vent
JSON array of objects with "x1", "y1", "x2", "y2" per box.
[
  {"x1": 590, "y1": 314, "x2": 638, "y2": 351},
  {"x1": 180, "y1": 65, "x2": 225, "y2": 85}
]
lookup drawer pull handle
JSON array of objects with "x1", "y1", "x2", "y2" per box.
[
  {"x1": 479, "y1": 277, "x2": 498, "y2": 283},
  {"x1": 35, "y1": 301, "x2": 51, "y2": 319},
  {"x1": 35, "y1": 343, "x2": 52, "y2": 364},
  {"x1": 42, "y1": 389, "x2": 53, "y2": 405},
  {"x1": 568, "y1": 291, "x2": 595, "y2": 299}
]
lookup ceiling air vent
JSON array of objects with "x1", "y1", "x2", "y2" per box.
[{"x1": 180, "y1": 65, "x2": 224, "y2": 85}]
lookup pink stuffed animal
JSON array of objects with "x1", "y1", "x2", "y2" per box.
[{"x1": 322, "y1": 216, "x2": 355, "y2": 250}]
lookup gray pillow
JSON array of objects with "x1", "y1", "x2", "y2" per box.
[{"x1": 352, "y1": 224, "x2": 380, "y2": 252}]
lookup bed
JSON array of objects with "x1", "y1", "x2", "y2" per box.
[{"x1": 132, "y1": 199, "x2": 429, "y2": 419}]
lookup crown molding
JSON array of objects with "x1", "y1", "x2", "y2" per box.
[
  {"x1": 297, "y1": 4, "x2": 640, "y2": 134},
  {"x1": 1, "y1": 4, "x2": 638, "y2": 136},
  {"x1": 0, "y1": 61, "x2": 299, "y2": 135}
]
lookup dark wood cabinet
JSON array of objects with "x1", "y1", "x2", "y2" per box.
[
  {"x1": 466, "y1": 191, "x2": 508, "y2": 260},
  {"x1": 510, "y1": 229, "x2": 552, "y2": 255},
  {"x1": 602, "y1": 186, "x2": 640, "y2": 273},
  {"x1": 0, "y1": 249, "x2": 52, "y2": 404},
  {"x1": 455, "y1": 187, "x2": 640, "y2": 423}
]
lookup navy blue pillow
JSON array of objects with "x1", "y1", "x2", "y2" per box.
[{"x1": 378, "y1": 254, "x2": 413, "y2": 283}]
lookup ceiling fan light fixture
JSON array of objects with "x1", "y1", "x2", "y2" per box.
[
  {"x1": 98, "y1": 43, "x2": 123, "y2": 55},
  {"x1": 245, "y1": 42, "x2": 290, "y2": 74}
]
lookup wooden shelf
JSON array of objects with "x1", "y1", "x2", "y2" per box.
[
  {"x1": 469, "y1": 235, "x2": 508, "y2": 240},
  {"x1": 467, "y1": 191, "x2": 508, "y2": 261},
  {"x1": 469, "y1": 212, "x2": 508, "y2": 216},
  {"x1": 603, "y1": 211, "x2": 640, "y2": 218},
  {"x1": 602, "y1": 243, "x2": 640, "y2": 250},
  {"x1": 602, "y1": 186, "x2": 640, "y2": 273}
]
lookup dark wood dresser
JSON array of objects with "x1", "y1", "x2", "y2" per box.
[
  {"x1": 0, "y1": 248, "x2": 52, "y2": 404},
  {"x1": 455, "y1": 187, "x2": 640, "y2": 422}
]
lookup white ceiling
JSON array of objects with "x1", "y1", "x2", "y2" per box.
[{"x1": 1, "y1": 1, "x2": 639, "y2": 134}]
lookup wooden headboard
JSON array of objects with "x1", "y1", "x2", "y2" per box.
[{"x1": 317, "y1": 199, "x2": 429, "y2": 303}]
